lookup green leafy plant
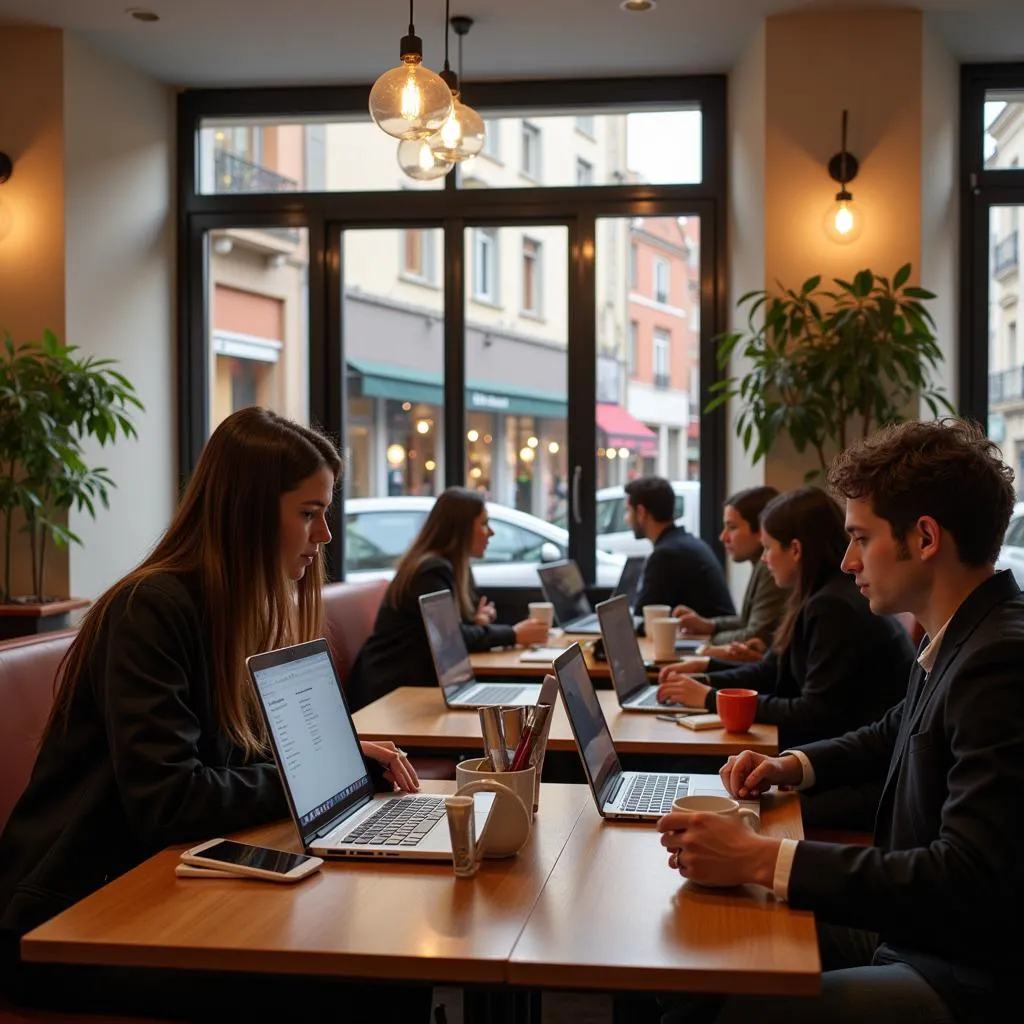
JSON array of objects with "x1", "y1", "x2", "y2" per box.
[
  {"x1": 0, "y1": 329, "x2": 143, "y2": 603},
  {"x1": 707, "y1": 263, "x2": 954, "y2": 480}
]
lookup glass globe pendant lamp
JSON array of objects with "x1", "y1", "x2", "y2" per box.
[
  {"x1": 369, "y1": 0, "x2": 453, "y2": 141},
  {"x1": 397, "y1": 137, "x2": 455, "y2": 181},
  {"x1": 427, "y1": 15, "x2": 485, "y2": 163}
]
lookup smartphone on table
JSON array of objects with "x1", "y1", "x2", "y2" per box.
[{"x1": 180, "y1": 838, "x2": 323, "y2": 883}]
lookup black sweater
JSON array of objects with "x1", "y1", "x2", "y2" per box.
[
  {"x1": 0, "y1": 572, "x2": 289, "y2": 942},
  {"x1": 346, "y1": 557, "x2": 515, "y2": 711},
  {"x1": 703, "y1": 571, "x2": 913, "y2": 749}
]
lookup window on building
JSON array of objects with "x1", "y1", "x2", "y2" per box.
[
  {"x1": 482, "y1": 119, "x2": 501, "y2": 160},
  {"x1": 654, "y1": 259, "x2": 670, "y2": 304},
  {"x1": 402, "y1": 229, "x2": 437, "y2": 284},
  {"x1": 474, "y1": 228, "x2": 500, "y2": 303},
  {"x1": 522, "y1": 238, "x2": 543, "y2": 314},
  {"x1": 575, "y1": 115, "x2": 596, "y2": 136},
  {"x1": 1011, "y1": 321, "x2": 1019, "y2": 367},
  {"x1": 629, "y1": 243, "x2": 638, "y2": 288},
  {"x1": 576, "y1": 158, "x2": 594, "y2": 186},
  {"x1": 521, "y1": 122, "x2": 542, "y2": 179},
  {"x1": 653, "y1": 329, "x2": 670, "y2": 387},
  {"x1": 628, "y1": 320, "x2": 638, "y2": 376}
]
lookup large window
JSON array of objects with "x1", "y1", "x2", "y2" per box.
[{"x1": 179, "y1": 78, "x2": 727, "y2": 582}]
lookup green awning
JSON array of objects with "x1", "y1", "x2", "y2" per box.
[{"x1": 348, "y1": 359, "x2": 566, "y2": 419}]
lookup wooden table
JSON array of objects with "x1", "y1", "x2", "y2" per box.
[
  {"x1": 353, "y1": 686, "x2": 778, "y2": 757},
  {"x1": 23, "y1": 785, "x2": 820, "y2": 1000},
  {"x1": 509, "y1": 790, "x2": 820, "y2": 996},
  {"x1": 21, "y1": 782, "x2": 590, "y2": 985}
]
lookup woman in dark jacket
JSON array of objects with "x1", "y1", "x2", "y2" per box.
[
  {"x1": 658, "y1": 487, "x2": 913, "y2": 827},
  {"x1": 347, "y1": 486, "x2": 548, "y2": 710},
  {"x1": 0, "y1": 407, "x2": 419, "y2": 1017}
]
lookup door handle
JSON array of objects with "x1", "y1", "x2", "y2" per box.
[{"x1": 572, "y1": 465, "x2": 582, "y2": 525}]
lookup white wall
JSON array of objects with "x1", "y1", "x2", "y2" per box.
[
  {"x1": 63, "y1": 34, "x2": 177, "y2": 599},
  {"x1": 920, "y1": 14, "x2": 960, "y2": 414}
]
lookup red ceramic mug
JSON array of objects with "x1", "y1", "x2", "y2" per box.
[{"x1": 715, "y1": 688, "x2": 758, "y2": 733}]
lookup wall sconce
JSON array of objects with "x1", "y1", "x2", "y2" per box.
[{"x1": 825, "y1": 111, "x2": 862, "y2": 242}]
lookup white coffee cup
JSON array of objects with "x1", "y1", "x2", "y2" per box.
[
  {"x1": 643, "y1": 604, "x2": 672, "y2": 637},
  {"x1": 651, "y1": 617, "x2": 679, "y2": 662},
  {"x1": 528, "y1": 602, "x2": 554, "y2": 628},
  {"x1": 671, "y1": 793, "x2": 760, "y2": 832}
]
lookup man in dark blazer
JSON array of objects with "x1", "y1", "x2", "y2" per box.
[
  {"x1": 657, "y1": 419, "x2": 1023, "y2": 1024},
  {"x1": 625, "y1": 476, "x2": 735, "y2": 625}
]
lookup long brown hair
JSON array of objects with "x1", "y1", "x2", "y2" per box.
[
  {"x1": 761, "y1": 487, "x2": 847, "y2": 654},
  {"x1": 388, "y1": 486, "x2": 485, "y2": 619},
  {"x1": 47, "y1": 407, "x2": 342, "y2": 758}
]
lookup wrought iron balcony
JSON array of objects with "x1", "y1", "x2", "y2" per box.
[
  {"x1": 214, "y1": 149, "x2": 298, "y2": 194},
  {"x1": 994, "y1": 230, "x2": 1019, "y2": 278},
  {"x1": 989, "y1": 365, "x2": 1024, "y2": 405}
]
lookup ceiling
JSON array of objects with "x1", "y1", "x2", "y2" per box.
[{"x1": 0, "y1": 0, "x2": 1022, "y2": 89}]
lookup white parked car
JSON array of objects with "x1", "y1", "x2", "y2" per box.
[
  {"x1": 589, "y1": 480, "x2": 701, "y2": 556},
  {"x1": 996, "y1": 501, "x2": 1024, "y2": 587},
  {"x1": 344, "y1": 496, "x2": 627, "y2": 588}
]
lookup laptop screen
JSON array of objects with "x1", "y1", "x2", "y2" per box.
[
  {"x1": 249, "y1": 640, "x2": 373, "y2": 843},
  {"x1": 538, "y1": 560, "x2": 591, "y2": 625},
  {"x1": 553, "y1": 644, "x2": 621, "y2": 800},
  {"x1": 419, "y1": 590, "x2": 475, "y2": 697},
  {"x1": 596, "y1": 594, "x2": 648, "y2": 702},
  {"x1": 611, "y1": 555, "x2": 646, "y2": 607}
]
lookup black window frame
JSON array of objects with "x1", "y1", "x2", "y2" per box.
[{"x1": 177, "y1": 75, "x2": 728, "y2": 583}]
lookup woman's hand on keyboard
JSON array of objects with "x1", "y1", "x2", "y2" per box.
[{"x1": 361, "y1": 740, "x2": 421, "y2": 792}]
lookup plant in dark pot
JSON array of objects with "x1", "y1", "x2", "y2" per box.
[
  {"x1": 707, "y1": 264, "x2": 954, "y2": 479},
  {"x1": 0, "y1": 329, "x2": 143, "y2": 637}
]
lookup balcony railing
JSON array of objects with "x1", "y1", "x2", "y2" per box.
[
  {"x1": 989, "y1": 365, "x2": 1024, "y2": 405},
  {"x1": 214, "y1": 149, "x2": 298, "y2": 194},
  {"x1": 653, "y1": 372, "x2": 670, "y2": 390},
  {"x1": 994, "y1": 230, "x2": 1019, "y2": 278}
]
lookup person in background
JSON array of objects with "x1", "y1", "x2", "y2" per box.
[
  {"x1": 347, "y1": 486, "x2": 548, "y2": 710},
  {"x1": 0, "y1": 407, "x2": 421, "y2": 1018},
  {"x1": 625, "y1": 476, "x2": 735, "y2": 628},
  {"x1": 658, "y1": 418, "x2": 1023, "y2": 1024},
  {"x1": 663, "y1": 485, "x2": 786, "y2": 671},
  {"x1": 657, "y1": 487, "x2": 912, "y2": 828}
]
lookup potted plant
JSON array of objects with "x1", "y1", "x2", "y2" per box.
[
  {"x1": 0, "y1": 329, "x2": 143, "y2": 637},
  {"x1": 707, "y1": 263, "x2": 954, "y2": 479}
]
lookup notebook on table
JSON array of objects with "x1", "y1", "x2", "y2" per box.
[
  {"x1": 596, "y1": 594, "x2": 705, "y2": 715},
  {"x1": 538, "y1": 558, "x2": 644, "y2": 635},
  {"x1": 419, "y1": 589, "x2": 542, "y2": 708},
  {"x1": 248, "y1": 638, "x2": 494, "y2": 860},
  {"x1": 552, "y1": 643, "x2": 759, "y2": 822}
]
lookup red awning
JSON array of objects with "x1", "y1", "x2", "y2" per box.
[{"x1": 596, "y1": 402, "x2": 658, "y2": 457}]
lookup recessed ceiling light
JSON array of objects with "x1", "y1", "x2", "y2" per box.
[
  {"x1": 620, "y1": 0, "x2": 656, "y2": 11},
  {"x1": 125, "y1": 7, "x2": 160, "y2": 22}
]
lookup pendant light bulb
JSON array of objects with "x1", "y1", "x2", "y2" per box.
[
  {"x1": 426, "y1": 13, "x2": 486, "y2": 163},
  {"x1": 834, "y1": 196, "x2": 855, "y2": 236},
  {"x1": 369, "y1": 2, "x2": 453, "y2": 141},
  {"x1": 397, "y1": 138, "x2": 455, "y2": 181}
]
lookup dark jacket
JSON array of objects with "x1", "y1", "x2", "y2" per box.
[
  {"x1": 790, "y1": 570, "x2": 1024, "y2": 1024},
  {"x1": 704, "y1": 570, "x2": 912, "y2": 749},
  {"x1": 0, "y1": 572, "x2": 289, "y2": 943},
  {"x1": 346, "y1": 557, "x2": 515, "y2": 711},
  {"x1": 708, "y1": 558, "x2": 786, "y2": 646},
  {"x1": 634, "y1": 524, "x2": 735, "y2": 625}
]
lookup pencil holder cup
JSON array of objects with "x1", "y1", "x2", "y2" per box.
[{"x1": 454, "y1": 760, "x2": 534, "y2": 857}]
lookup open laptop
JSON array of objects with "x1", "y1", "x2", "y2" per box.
[
  {"x1": 553, "y1": 643, "x2": 759, "y2": 821},
  {"x1": 248, "y1": 638, "x2": 494, "y2": 860},
  {"x1": 419, "y1": 590, "x2": 543, "y2": 708},
  {"x1": 538, "y1": 558, "x2": 644, "y2": 634},
  {"x1": 597, "y1": 594, "x2": 705, "y2": 713}
]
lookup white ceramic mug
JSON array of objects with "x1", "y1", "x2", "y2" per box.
[
  {"x1": 455, "y1": 758, "x2": 534, "y2": 857},
  {"x1": 651, "y1": 617, "x2": 679, "y2": 662},
  {"x1": 643, "y1": 604, "x2": 672, "y2": 637},
  {"x1": 527, "y1": 602, "x2": 554, "y2": 628},
  {"x1": 671, "y1": 793, "x2": 760, "y2": 832}
]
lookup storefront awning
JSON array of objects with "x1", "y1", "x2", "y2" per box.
[
  {"x1": 596, "y1": 402, "x2": 658, "y2": 457},
  {"x1": 348, "y1": 359, "x2": 567, "y2": 419}
]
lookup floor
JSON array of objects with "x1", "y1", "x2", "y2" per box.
[{"x1": 431, "y1": 987, "x2": 615, "y2": 1023}]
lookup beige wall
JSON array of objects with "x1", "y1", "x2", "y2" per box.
[
  {"x1": 0, "y1": 28, "x2": 68, "y2": 599},
  {"x1": 63, "y1": 34, "x2": 177, "y2": 601}
]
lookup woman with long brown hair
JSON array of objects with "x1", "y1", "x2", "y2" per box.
[
  {"x1": 0, "y1": 407, "x2": 418, "y2": 1012},
  {"x1": 347, "y1": 485, "x2": 549, "y2": 710},
  {"x1": 657, "y1": 487, "x2": 913, "y2": 826}
]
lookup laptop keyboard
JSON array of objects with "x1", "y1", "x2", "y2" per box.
[
  {"x1": 569, "y1": 614, "x2": 599, "y2": 631},
  {"x1": 468, "y1": 684, "x2": 525, "y2": 704},
  {"x1": 341, "y1": 796, "x2": 446, "y2": 847},
  {"x1": 635, "y1": 689, "x2": 667, "y2": 707},
  {"x1": 623, "y1": 774, "x2": 686, "y2": 814}
]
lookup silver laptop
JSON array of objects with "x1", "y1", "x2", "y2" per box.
[
  {"x1": 419, "y1": 590, "x2": 542, "y2": 708},
  {"x1": 597, "y1": 594, "x2": 704, "y2": 713},
  {"x1": 553, "y1": 643, "x2": 758, "y2": 821},
  {"x1": 248, "y1": 638, "x2": 494, "y2": 860},
  {"x1": 538, "y1": 559, "x2": 643, "y2": 634}
]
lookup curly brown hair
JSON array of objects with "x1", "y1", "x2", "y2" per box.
[{"x1": 827, "y1": 418, "x2": 1015, "y2": 567}]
